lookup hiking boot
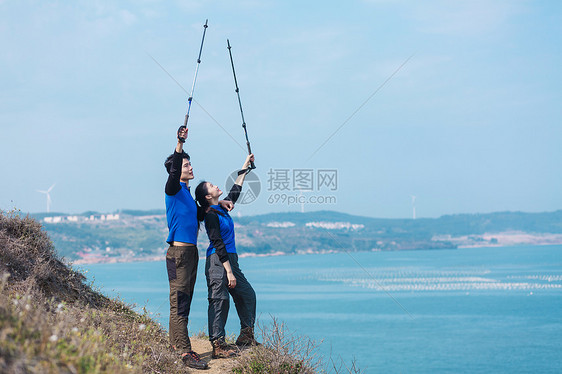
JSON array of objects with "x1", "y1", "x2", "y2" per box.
[
  {"x1": 182, "y1": 351, "x2": 209, "y2": 370},
  {"x1": 211, "y1": 338, "x2": 237, "y2": 359},
  {"x1": 235, "y1": 327, "x2": 261, "y2": 347}
]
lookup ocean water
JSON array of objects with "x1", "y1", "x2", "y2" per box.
[{"x1": 81, "y1": 245, "x2": 562, "y2": 373}]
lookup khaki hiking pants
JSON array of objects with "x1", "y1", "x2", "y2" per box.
[{"x1": 166, "y1": 244, "x2": 198, "y2": 352}]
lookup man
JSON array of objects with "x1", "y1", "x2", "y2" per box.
[{"x1": 164, "y1": 126, "x2": 232, "y2": 370}]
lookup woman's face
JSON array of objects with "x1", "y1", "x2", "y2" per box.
[{"x1": 206, "y1": 182, "x2": 222, "y2": 201}]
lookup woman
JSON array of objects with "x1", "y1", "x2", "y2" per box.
[{"x1": 195, "y1": 153, "x2": 260, "y2": 359}]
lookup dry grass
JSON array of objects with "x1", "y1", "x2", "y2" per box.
[
  {"x1": 0, "y1": 211, "x2": 364, "y2": 374},
  {"x1": 231, "y1": 317, "x2": 320, "y2": 374},
  {"x1": 231, "y1": 317, "x2": 364, "y2": 374},
  {"x1": 0, "y1": 211, "x2": 187, "y2": 373}
]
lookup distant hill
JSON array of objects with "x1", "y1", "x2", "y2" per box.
[
  {"x1": 238, "y1": 210, "x2": 562, "y2": 234},
  {"x1": 28, "y1": 210, "x2": 562, "y2": 263}
]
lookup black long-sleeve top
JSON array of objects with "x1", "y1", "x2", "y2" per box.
[
  {"x1": 165, "y1": 151, "x2": 184, "y2": 196},
  {"x1": 204, "y1": 184, "x2": 242, "y2": 263}
]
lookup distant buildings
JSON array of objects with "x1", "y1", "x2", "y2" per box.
[
  {"x1": 43, "y1": 214, "x2": 120, "y2": 224},
  {"x1": 305, "y1": 221, "x2": 364, "y2": 230}
]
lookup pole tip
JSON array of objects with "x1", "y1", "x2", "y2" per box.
[{"x1": 204, "y1": 19, "x2": 208, "y2": 27}]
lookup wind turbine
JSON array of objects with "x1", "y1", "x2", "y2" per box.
[
  {"x1": 411, "y1": 195, "x2": 416, "y2": 220},
  {"x1": 37, "y1": 184, "x2": 56, "y2": 213}
]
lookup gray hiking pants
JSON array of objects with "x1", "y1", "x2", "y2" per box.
[
  {"x1": 205, "y1": 252, "x2": 256, "y2": 341},
  {"x1": 166, "y1": 245, "x2": 198, "y2": 352}
]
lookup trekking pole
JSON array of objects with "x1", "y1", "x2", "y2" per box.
[
  {"x1": 227, "y1": 39, "x2": 256, "y2": 169},
  {"x1": 179, "y1": 19, "x2": 208, "y2": 141}
]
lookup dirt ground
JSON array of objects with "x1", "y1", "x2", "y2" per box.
[{"x1": 188, "y1": 337, "x2": 244, "y2": 373}]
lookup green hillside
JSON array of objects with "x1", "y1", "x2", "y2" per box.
[{"x1": 28, "y1": 210, "x2": 562, "y2": 262}]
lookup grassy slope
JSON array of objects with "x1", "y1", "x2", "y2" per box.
[
  {"x1": 0, "y1": 212, "x2": 331, "y2": 374},
  {"x1": 0, "y1": 211, "x2": 188, "y2": 373}
]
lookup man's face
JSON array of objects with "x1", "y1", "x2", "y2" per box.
[{"x1": 180, "y1": 159, "x2": 194, "y2": 181}]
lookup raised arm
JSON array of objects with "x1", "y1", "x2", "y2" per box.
[
  {"x1": 165, "y1": 127, "x2": 188, "y2": 196},
  {"x1": 221, "y1": 154, "x2": 255, "y2": 206},
  {"x1": 234, "y1": 154, "x2": 255, "y2": 187},
  {"x1": 217, "y1": 153, "x2": 254, "y2": 210},
  {"x1": 225, "y1": 184, "x2": 242, "y2": 204}
]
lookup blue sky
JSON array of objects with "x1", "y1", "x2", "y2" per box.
[{"x1": 1, "y1": 0, "x2": 561, "y2": 218}]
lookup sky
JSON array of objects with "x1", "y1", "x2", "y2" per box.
[{"x1": 1, "y1": 0, "x2": 561, "y2": 219}]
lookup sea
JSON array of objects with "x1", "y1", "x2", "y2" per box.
[{"x1": 80, "y1": 244, "x2": 562, "y2": 373}]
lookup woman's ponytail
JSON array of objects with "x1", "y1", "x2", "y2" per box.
[{"x1": 195, "y1": 181, "x2": 210, "y2": 222}]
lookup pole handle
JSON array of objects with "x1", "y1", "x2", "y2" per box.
[
  {"x1": 247, "y1": 142, "x2": 256, "y2": 169},
  {"x1": 177, "y1": 125, "x2": 187, "y2": 143}
]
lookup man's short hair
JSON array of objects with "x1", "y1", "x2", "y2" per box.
[{"x1": 164, "y1": 151, "x2": 190, "y2": 174}]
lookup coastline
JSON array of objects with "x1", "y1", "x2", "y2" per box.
[
  {"x1": 438, "y1": 232, "x2": 562, "y2": 249},
  {"x1": 70, "y1": 232, "x2": 562, "y2": 265},
  {"x1": 71, "y1": 252, "x2": 290, "y2": 265}
]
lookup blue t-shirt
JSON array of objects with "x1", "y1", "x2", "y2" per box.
[
  {"x1": 205, "y1": 205, "x2": 237, "y2": 258},
  {"x1": 165, "y1": 182, "x2": 198, "y2": 245}
]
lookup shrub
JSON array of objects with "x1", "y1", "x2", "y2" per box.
[{"x1": 232, "y1": 317, "x2": 320, "y2": 374}]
